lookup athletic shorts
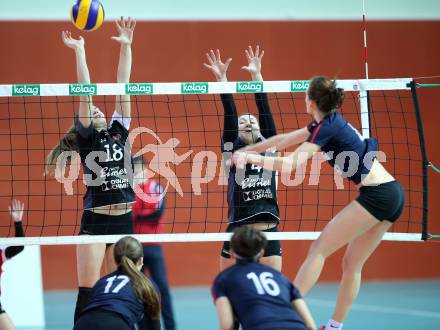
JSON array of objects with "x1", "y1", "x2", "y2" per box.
[
  {"x1": 221, "y1": 223, "x2": 282, "y2": 258},
  {"x1": 74, "y1": 309, "x2": 130, "y2": 330},
  {"x1": 79, "y1": 210, "x2": 134, "y2": 235},
  {"x1": 0, "y1": 301, "x2": 5, "y2": 314},
  {"x1": 356, "y1": 180, "x2": 405, "y2": 222}
]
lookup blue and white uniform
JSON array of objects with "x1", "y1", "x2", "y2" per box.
[
  {"x1": 212, "y1": 261, "x2": 307, "y2": 330},
  {"x1": 307, "y1": 111, "x2": 377, "y2": 184},
  {"x1": 307, "y1": 111, "x2": 405, "y2": 222},
  {"x1": 75, "y1": 270, "x2": 160, "y2": 330}
]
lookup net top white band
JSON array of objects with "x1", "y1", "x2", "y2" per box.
[
  {"x1": 0, "y1": 78, "x2": 412, "y2": 97},
  {"x1": 0, "y1": 232, "x2": 423, "y2": 246}
]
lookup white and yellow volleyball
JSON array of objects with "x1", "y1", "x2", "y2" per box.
[{"x1": 70, "y1": 0, "x2": 105, "y2": 32}]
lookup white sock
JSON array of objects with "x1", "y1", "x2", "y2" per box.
[{"x1": 325, "y1": 319, "x2": 343, "y2": 330}]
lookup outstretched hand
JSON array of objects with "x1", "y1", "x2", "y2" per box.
[
  {"x1": 61, "y1": 30, "x2": 84, "y2": 50},
  {"x1": 9, "y1": 199, "x2": 24, "y2": 223},
  {"x1": 241, "y1": 45, "x2": 264, "y2": 81},
  {"x1": 111, "y1": 16, "x2": 136, "y2": 45},
  {"x1": 203, "y1": 49, "x2": 232, "y2": 82}
]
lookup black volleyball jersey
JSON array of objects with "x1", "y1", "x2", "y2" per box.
[
  {"x1": 212, "y1": 262, "x2": 307, "y2": 330},
  {"x1": 307, "y1": 111, "x2": 378, "y2": 184},
  {"x1": 221, "y1": 93, "x2": 280, "y2": 224},
  {"x1": 81, "y1": 270, "x2": 145, "y2": 329},
  {"x1": 226, "y1": 138, "x2": 280, "y2": 224},
  {"x1": 76, "y1": 113, "x2": 135, "y2": 209}
]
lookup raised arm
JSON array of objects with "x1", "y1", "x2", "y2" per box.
[
  {"x1": 111, "y1": 16, "x2": 136, "y2": 120},
  {"x1": 203, "y1": 49, "x2": 238, "y2": 146},
  {"x1": 242, "y1": 45, "x2": 276, "y2": 138},
  {"x1": 62, "y1": 31, "x2": 92, "y2": 128},
  {"x1": 5, "y1": 199, "x2": 25, "y2": 259}
]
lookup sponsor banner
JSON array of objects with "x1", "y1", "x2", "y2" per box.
[
  {"x1": 12, "y1": 84, "x2": 40, "y2": 96},
  {"x1": 181, "y1": 82, "x2": 208, "y2": 94},
  {"x1": 69, "y1": 84, "x2": 97, "y2": 95},
  {"x1": 236, "y1": 81, "x2": 263, "y2": 93}
]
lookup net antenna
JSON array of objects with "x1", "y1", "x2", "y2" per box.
[
  {"x1": 359, "y1": 0, "x2": 371, "y2": 139},
  {"x1": 362, "y1": 0, "x2": 369, "y2": 80}
]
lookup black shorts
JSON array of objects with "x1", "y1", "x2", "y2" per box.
[
  {"x1": 74, "y1": 309, "x2": 130, "y2": 330},
  {"x1": 0, "y1": 301, "x2": 5, "y2": 314},
  {"x1": 356, "y1": 180, "x2": 405, "y2": 222},
  {"x1": 221, "y1": 223, "x2": 282, "y2": 258},
  {"x1": 79, "y1": 210, "x2": 134, "y2": 235}
]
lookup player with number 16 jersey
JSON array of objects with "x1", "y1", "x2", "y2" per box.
[
  {"x1": 212, "y1": 227, "x2": 316, "y2": 330},
  {"x1": 213, "y1": 262, "x2": 308, "y2": 330}
]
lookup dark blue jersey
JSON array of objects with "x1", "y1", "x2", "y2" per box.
[
  {"x1": 76, "y1": 115, "x2": 135, "y2": 209},
  {"x1": 307, "y1": 111, "x2": 378, "y2": 184},
  {"x1": 81, "y1": 271, "x2": 144, "y2": 329},
  {"x1": 212, "y1": 262, "x2": 307, "y2": 330},
  {"x1": 221, "y1": 93, "x2": 280, "y2": 224}
]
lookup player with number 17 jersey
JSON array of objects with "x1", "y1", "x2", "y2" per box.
[{"x1": 80, "y1": 270, "x2": 145, "y2": 328}]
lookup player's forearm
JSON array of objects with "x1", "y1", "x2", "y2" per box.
[
  {"x1": 221, "y1": 94, "x2": 239, "y2": 142},
  {"x1": 246, "y1": 153, "x2": 299, "y2": 173},
  {"x1": 277, "y1": 128, "x2": 309, "y2": 150},
  {"x1": 250, "y1": 72, "x2": 263, "y2": 81},
  {"x1": 75, "y1": 47, "x2": 91, "y2": 84},
  {"x1": 117, "y1": 44, "x2": 132, "y2": 83},
  {"x1": 241, "y1": 134, "x2": 284, "y2": 153},
  {"x1": 74, "y1": 47, "x2": 93, "y2": 123},
  {"x1": 15, "y1": 221, "x2": 24, "y2": 237},
  {"x1": 4, "y1": 222, "x2": 25, "y2": 259}
]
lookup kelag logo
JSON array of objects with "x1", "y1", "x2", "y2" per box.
[
  {"x1": 69, "y1": 84, "x2": 97, "y2": 95},
  {"x1": 181, "y1": 82, "x2": 208, "y2": 94},
  {"x1": 290, "y1": 80, "x2": 310, "y2": 92},
  {"x1": 126, "y1": 83, "x2": 153, "y2": 95},
  {"x1": 12, "y1": 84, "x2": 40, "y2": 96},
  {"x1": 236, "y1": 81, "x2": 263, "y2": 93}
]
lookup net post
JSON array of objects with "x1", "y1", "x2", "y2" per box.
[{"x1": 409, "y1": 80, "x2": 429, "y2": 241}]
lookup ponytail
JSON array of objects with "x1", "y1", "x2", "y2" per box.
[
  {"x1": 45, "y1": 125, "x2": 79, "y2": 176},
  {"x1": 115, "y1": 236, "x2": 161, "y2": 319}
]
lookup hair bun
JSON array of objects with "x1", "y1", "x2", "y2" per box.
[
  {"x1": 308, "y1": 76, "x2": 345, "y2": 114},
  {"x1": 331, "y1": 87, "x2": 345, "y2": 109}
]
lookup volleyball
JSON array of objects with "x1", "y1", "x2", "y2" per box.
[{"x1": 70, "y1": 0, "x2": 105, "y2": 32}]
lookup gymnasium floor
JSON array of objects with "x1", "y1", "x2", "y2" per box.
[{"x1": 20, "y1": 280, "x2": 440, "y2": 330}]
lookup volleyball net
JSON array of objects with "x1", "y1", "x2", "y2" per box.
[{"x1": 0, "y1": 78, "x2": 429, "y2": 245}]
